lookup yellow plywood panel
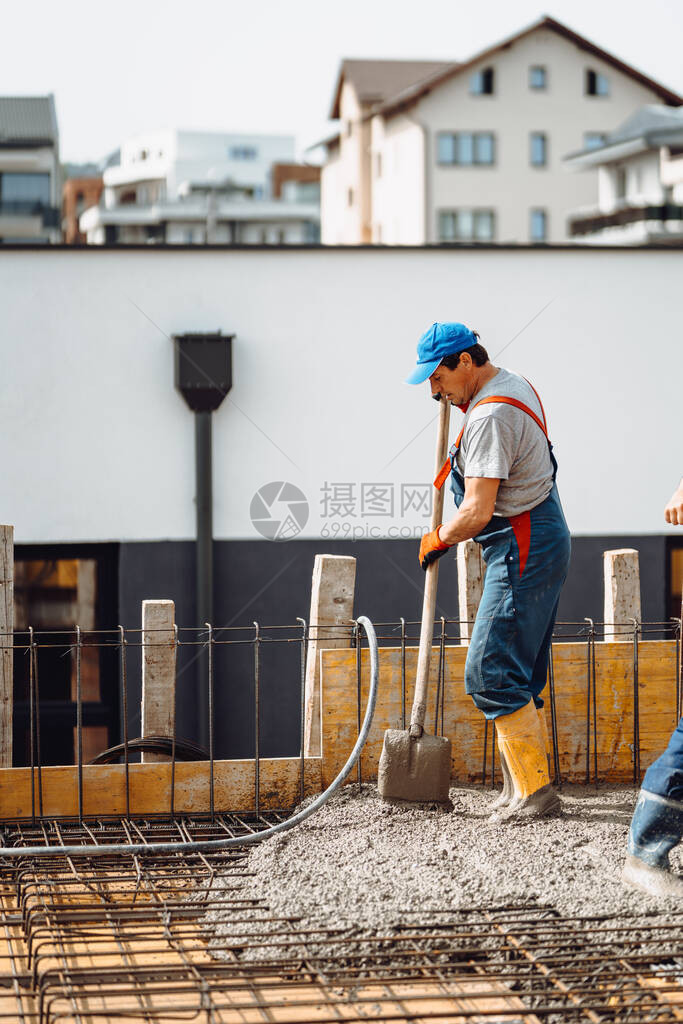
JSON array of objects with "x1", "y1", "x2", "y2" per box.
[
  {"x1": 0, "y1": 756, "x2": 322, "y2": 821},
  {"x1": 321, "y1": 641, "x2": 679, "y2": 786}
]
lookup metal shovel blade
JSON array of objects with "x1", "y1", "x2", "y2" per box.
[{"x1": 378, "y1": 728, "x2": 451, "y2": 803}]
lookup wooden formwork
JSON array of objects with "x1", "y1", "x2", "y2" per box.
[{"x1": 320, "y1": 640, "x2": 680, "y2": 788}]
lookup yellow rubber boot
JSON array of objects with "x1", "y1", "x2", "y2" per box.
[
  {"x1": 537, "y1": 708, "x2": 551, "y2": 757},
  {"x1": 490, "y1": 736, "x2": 513, "y2": 811},
  {"x1": 489, "y1": 701, "x2": 561, "y2": 823}
]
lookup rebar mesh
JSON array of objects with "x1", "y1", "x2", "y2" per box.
[{"x1": 0, "y1": 818, "x2": 680, "y2": 1023}]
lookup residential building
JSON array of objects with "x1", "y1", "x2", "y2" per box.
[
  {"x1": 0, "y1": 95, "x2": 61, "y2": 244},
  {"x1": 62, "y1": 174, "x2": 103, "y2": 244},
  {"x1": 319, "y1": 17, "x2": 681, "y2": 245},
  {"x1": 79, "y1": 130, "x2": 320, "y2": 244},
  {"x1": 565, "y1": 106, "x2": 683, "y2": 243}
]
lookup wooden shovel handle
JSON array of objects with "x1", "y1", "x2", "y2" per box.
[{"x1": 410, "y1": 398, "x2": 451, "y2": 736}]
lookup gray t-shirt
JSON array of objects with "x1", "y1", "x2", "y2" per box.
[{"x1": 455, "y1": 367, "x2": 553, "y2": 517}]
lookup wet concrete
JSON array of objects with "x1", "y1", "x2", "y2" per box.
[{"x1": 206, "y1": 783, "x2": 682, "y2": 962}]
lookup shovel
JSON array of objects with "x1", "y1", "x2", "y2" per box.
[{"x1": 378, "y1": 396, "x2": 452, "y2": 803}]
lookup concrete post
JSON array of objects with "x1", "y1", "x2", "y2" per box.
[
  {"x1": 0, "y1": 526, "x2": 12, "y2": 767},
  {"x1": 141, "y1": 599, "x2": 176, "y2": 762},
  {"x1": 457, "y1": 540, "x2": 485, "y2": 646},
  {"x1": 603, "y1": 548, "x2": 641, "y2": 640},
  {"x1": 303, "y1": 555, "x2": 356, "y2": 757}
]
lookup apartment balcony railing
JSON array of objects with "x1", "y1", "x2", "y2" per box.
[
  {"x1": 569, "y1": 202, "x2": 683, "y2": 237},
  {"x1": 0, "y1": 201, "x2": 60, "y2": 227}
]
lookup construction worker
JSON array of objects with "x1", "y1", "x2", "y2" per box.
[
  {"x1": 622, "y1": 477, "x2": 683, "y2": 897},
  {"x1": 407, "y1": 322, "x2": 570, "y2": 822}
]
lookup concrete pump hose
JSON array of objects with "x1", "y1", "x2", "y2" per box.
[{"x1": 0, "y1": 616, "x2": 380, "y2": 860}]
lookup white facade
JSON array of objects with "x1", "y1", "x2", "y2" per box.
[
  {"x1": 565, "y1": 107, "x2": 683, "y2": 244},
  {"x1": 82, "y1": 129, "x2": 319, "y2": 244},
  {"x1": 321, "y1": 20, "x2": 681, "y2": 245},
  {"x1": 0, "y1": 246, "x2": 681, "y2": 543}
]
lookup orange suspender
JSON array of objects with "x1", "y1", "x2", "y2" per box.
[{"x1": 433, "y1": 391, "x2": 549, "y2": 489}]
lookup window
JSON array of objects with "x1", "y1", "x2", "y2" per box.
[
  {"x1": 347, "y1": 187, "x2": 354, "y2": 207},
  {"x1": 438, "y1": 209, "x2": 495, "y2": 242},
  {"x1": 584, "y1": 132, "x2": 607, "y2": 150},
  {"x1": 229, "y1": 146, "x2": 258, "y2": 160},
  {"x1": 615, "y1": 166, "x2": 627, "y2": 200},
  {"x1": 530, "y1": 208, "x2": 548, "y2": 242},
  {"x1": 529, "y1": 66, "x2": 547, "y2": 90},
  {"x1": 0, "y1": 171, "x2": 50, "y2": 207},
  {"x1": 470, "y1": 67, "x2": 494, "y2": 95},
  {"x1": 375, "y1": 152, "x2": 382, "y2": 178},
  {"x1": 346, "y1": 121, "x2": 353, "y2": 138},
  {"x1": 75, "y1": 191, "x2": 85, "y2": 216},
  {"x1": 586, "y1": 69, "x2": 609, "y2": 96},
  {"x1": 436, "y1": 132, "x2": 495, "y2": 165},
  {"x1": 530, "y1": 132, "x2": 547, "y2": 167}
]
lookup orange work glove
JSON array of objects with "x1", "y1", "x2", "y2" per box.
[{"x1": 418, "y1": 527, "x2": 451, "y2": 570}]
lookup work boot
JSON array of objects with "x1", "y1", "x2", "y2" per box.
[
  {"x1": 489, "y1": 742, "x2": 513, "y2": 811},
  {"x1": 621, "y1": 790, "x2": 683, "y2": 898},
  {"x1": 488, "y1": 701, "x2": 561, "y2": 824},
  {"x1": 537, "y1": 707, "x2": 552, "y2": 774}
]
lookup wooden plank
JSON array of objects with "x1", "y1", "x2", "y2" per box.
[
  {"x1": 0, "y1": 526, "x2": 12, "y2": 768},
  {"x1": 303, "y1": 555, "x2": 356, "y2": 757},
  {"x1": 0, "y1": 756, "x2": 322, "y2": 821},
  {"x1": 603, "y1": 548, "x2": 641, "y2": 639},
  {"x1": 457, "y1": 539, "x2": 484, "y2": 644},
  {"x1": 321, "y1": 640, "x2": 679, "y2": 787},
  {"x1": 141, "y1": 599, "x2": 176, "y2": 762}
]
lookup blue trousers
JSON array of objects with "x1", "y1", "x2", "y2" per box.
[
  {"x1": 642, "y1": 717, "x2": 683, "y2": 801},
  {"x1": 459, "y1": 483, "x2": 571, "y2": 721}
]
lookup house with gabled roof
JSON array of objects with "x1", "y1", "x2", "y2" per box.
[{"x1": 319, "y1": 17, "x2": 681, "y2": 245}]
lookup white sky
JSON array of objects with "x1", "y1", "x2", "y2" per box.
[{"x1": 5, "y1": 0, "x2": 683, "y2": 163}]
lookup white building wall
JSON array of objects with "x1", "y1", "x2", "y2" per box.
[
  {"x1": 0, "y1": 248, "x2": 680, "y2": 544},
  {"x1": 595, "y1": 151, "x2": 664, "y2": 212},
  {"x1": 320, "y1": 147, "x2": 343, "y2": 244},
  {"x1": 321, "y1": 82, "x2": 371, "y2": 244},
  {"x1": 107, "y1": 130, "x2": 296, "y2": 199},
  {"x1": 371, "y1": 114, "x2": 425, "y2": 244},
  {"x1": 376, "y1": 28, "x2": 671, "y2": 244}
]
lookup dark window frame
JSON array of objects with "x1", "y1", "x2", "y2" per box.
[
  {"x1": 530, "y1": 207, "x2": 548, "y2": 242},
  {"x1": 469, "y1": 66, "x2": 495, "y2": 95},
  {"x1": 530, "y1": 131, "x2": 548, "y2": 167},
  {"x1": 437, "y1": 207, "x2": 496, "y2": 243},
  {"x1": 436, "y1": 131, "x2": 496, "y2": 167},
  {"x1": 529, "y1": 65, "x2": 547, "y2": 90}
]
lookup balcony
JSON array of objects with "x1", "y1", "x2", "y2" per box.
[
  {"x1": 569, "y1": 202, "x2": 683, "y2": 237},
  {"x1": 0, "y1": 201, "x2": 60, "y2": 228}
]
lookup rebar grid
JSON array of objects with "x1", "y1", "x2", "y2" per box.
[
  {"x1": 5, "y1": 616, "x2": 682, "y2": 825},
  {"x1": 0, "y1": 820, "x2": 680, "y2": 1023}
]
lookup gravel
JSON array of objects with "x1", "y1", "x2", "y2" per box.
[{"x1": 205, "y1": 783, "x2": 683, "y2": 963}]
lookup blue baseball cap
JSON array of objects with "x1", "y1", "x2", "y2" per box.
[{"x1": 405, "y1": 322, "x2": 478, "y2": 385}]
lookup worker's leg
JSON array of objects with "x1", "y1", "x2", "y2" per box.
[
  {"x1": 464, "y1": 543, "x2": 560, "y2": 821},
  {"x1": 465, "y1": 488, "x2": 569, "y2": 820},
  {"x1": 622, "y1": 718, "x2": 683, "y2": 897}
]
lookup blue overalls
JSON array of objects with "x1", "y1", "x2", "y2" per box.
[
  {"x1": 447, "y1": 392, "x2": 571, "y2": 720},
  {"x1": 641, "y1": 718, "x2": 683, "y2": 801}
]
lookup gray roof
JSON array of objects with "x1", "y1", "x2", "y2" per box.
[
  {"x1": 330, "y1": 59, "x2": 457, "y2": 118},
  {"x1": 606, "y1": 104, "x2": 683, "y2": 145},
  {"x1": 565, "y1": 104, "x2": 683, "y2": 162},
  {"x1": 0, "y1": 95, "x2": 58, "y2": 144}
]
